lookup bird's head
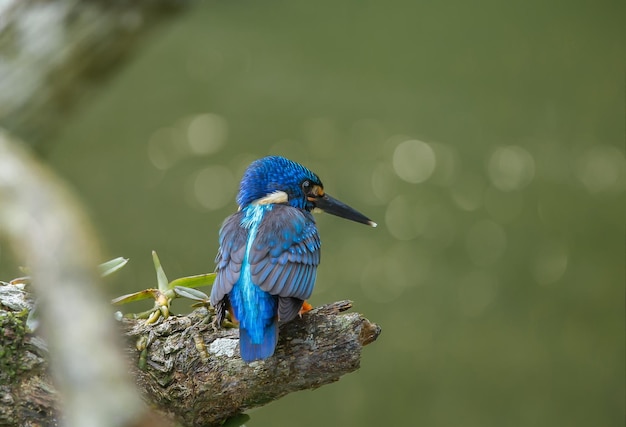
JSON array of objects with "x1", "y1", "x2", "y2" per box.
[{"x1": 237, "y1": 156, "x2": 376, "y2": 227}]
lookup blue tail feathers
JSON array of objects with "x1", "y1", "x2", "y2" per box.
[
  {"x1": 229, "y1": 280, "x2": 279, "y2": 362},
  {"x1": 239, "y1": 319, "x2": 278, "y2": 362}
]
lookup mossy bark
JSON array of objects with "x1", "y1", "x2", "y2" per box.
[
  {"x1": 0, "y1": 284, "x2": 59, "y2": 426},
  {"x1": 0, "y1": 284, "x2": 381, "y2": 427},
  {"x1": 124, "y1": 300, "x2": 380, "y2": 426}
]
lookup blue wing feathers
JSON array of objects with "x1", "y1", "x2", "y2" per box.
[
  {"x1": 278, "y1": 297, "x2": 305, "y2": 322},
  {"x1": 279, "y1": 264, "x2": 299, "y2": 295},
  {"x1": 211, "y1": 206, "x2": 320, "y2": 305},
  {"x1": 299, "y1": 265, "x2": 313, "y2": 297},
  {"x1": 272, "y1": 263, "x2": 293, "y2": 294},
  {"x1": 265, "y1": 263, "x2": 288, "y2": 294},
  {"x1": 210, "y1": 212, "x2": 247, "y2": 306},
  {"x1": 254, "y1": 261, "x2": 275, "y2": 285},
  {"x1": 210, "y1": 204, "x2": 321, "y2": 361},
  {"x1": 291, "y1": 265, "x2": 305, "y2": 296},
  {"x1": 277, "y1": 251, "x2": 289, "y2": 265},
  {"x1": 249, "y1": 257, "x2": 269, "y2": 275}
]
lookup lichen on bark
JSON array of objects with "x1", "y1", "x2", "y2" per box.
[
  {"x1": 122, "y1": 300, "x2": 381, "y2": 426},
  {"x1": 0, "y1": 282, "x2": 381, "y2": 427}
]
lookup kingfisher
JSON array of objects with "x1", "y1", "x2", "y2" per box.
[{"x1": 210, "y1": 156, "x2": 376, "y2": 363}]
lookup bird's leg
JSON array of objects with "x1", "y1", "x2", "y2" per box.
[
  {"x1": 211, "y1": 300, "x2": 226, "y2": 332},
  {"x1": 211, "y1": 298, "x2": 239, "y2": 331}
]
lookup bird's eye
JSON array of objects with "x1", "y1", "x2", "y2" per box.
[{"x1": 301, "y1": 180, "x2": 311, "y2": 190}]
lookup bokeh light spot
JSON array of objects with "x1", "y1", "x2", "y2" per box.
[
  {"x1": 392, "y1": 139, "x2": 436, "y2": 184},
  {"x1": 333, "y1": 236, "x2": 379, "y2": 290},
  {"x1": 458, "y1": 270, "x2": 498, "y2": 317},
  {"x1": 422, "y1": 204, "x2": 456, "y2": 250},
  {"x1": 187, "y1": 113, "x2": 228, "y2": 155},
  {"x1": 385, "y1": 195, "x2": 427, "y2": 240},
  {"x1": 466, "y1": 219, "x2": 507, "y2": 266},
  {"x1": 147, "y1": 127, "x2": 186, "y2": 170},
  {"x1": 530, "y1": 240, "x2": 568, "y2": 285},
  {"x1": 371, "y1": 162, "x2": 400, "y2": 204},
  {"x1": 387, "y1": 242, "x2": 431, "y2": 286},
  {"x1": 450, "y1": 173, "x2": 486, "y2": 211},
  {"x1": 487, "y1": 145, "x2": 535, "y2": 191},
  {"x1": 193, "y1": 165, "x2": 236, "y2": 210},
  {"x1": 360, "y1": 251, "x2": 411, "y2": 303},
  {"x1": 575, "y1": 145, "x2": 626, "y2": 193},
  {"x1": 429, "y1": 142, "x2": 458, "y2": 186}
]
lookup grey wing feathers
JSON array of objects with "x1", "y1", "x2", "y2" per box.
[
  {"x1": 210, "y1": 205, "x2": 321, "y2": 322},
  {"x1": 210, "y1": 212, "x2": 247, "y2": 306},
  {"x1": 250, "y1": 206, "x2": 320, "y2": 302}
]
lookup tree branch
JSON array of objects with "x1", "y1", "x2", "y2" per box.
[
  {"x1": 0, "y1": 0, "x2": 189, "y2": 146},
  {"x1": 0, "y1": 135, "x2": 153, "y2": 427},
  {"x1": 123, "y1": 300, "x2": 380, "y2": 426},
  {"x1": 1, "y1": 280, "x2": 381, "y2": 426}
]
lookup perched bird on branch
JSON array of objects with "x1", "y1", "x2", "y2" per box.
[{"x1": 210, "y1": 156, "x2": 376, "y2": 362}]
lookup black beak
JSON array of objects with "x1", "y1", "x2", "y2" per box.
[{"x1": 313, "y1": 193, "x2": 377, "y2": 227}]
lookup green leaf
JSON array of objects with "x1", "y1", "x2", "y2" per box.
[
  {"x1": 168, "y1": 272, "x2": 216, "y2": 291},
  {"x1": 99, "y1": 257, "x2": 129, "y2": 277},
  {"x1": 152, "y1": 250, "x2": 169, "y2": 293},
  {"x1": 174, "y1": 286, "x2": 209, "y2": 302},
  {"x1": 111, "y1": 289, "x2": 158, "y2": 305}
]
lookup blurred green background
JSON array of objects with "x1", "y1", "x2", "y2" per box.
[{"x1": 3, "y1": 0, "x2": 625, "y2": 426}]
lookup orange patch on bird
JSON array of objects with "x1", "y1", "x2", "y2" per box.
[{"x1": 299, "y1": 301, "x2": 313, "y2": 316}]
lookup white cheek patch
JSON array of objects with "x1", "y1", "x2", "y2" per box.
[
  {"x1": 254, "y1": 190, "x2": 289, "y2": 205},
  {"x1": 312, "y1": 207, "x2": 323, "y2": 214}
]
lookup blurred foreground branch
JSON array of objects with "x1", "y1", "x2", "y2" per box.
[
  {"x1": 0, "y1": 0, "x2": 188, "y2": 146},
  {"x1": 0, "y1": 136, "x2": 155, "y2": 427}
]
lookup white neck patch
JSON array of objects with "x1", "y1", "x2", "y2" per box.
[{"x1": 253, "y1": 190, "x2": 289, "y2": 205}]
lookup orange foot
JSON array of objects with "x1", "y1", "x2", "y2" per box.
[{"x1": 299, "y1": 301, "x2": 313, "y2": 317}]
